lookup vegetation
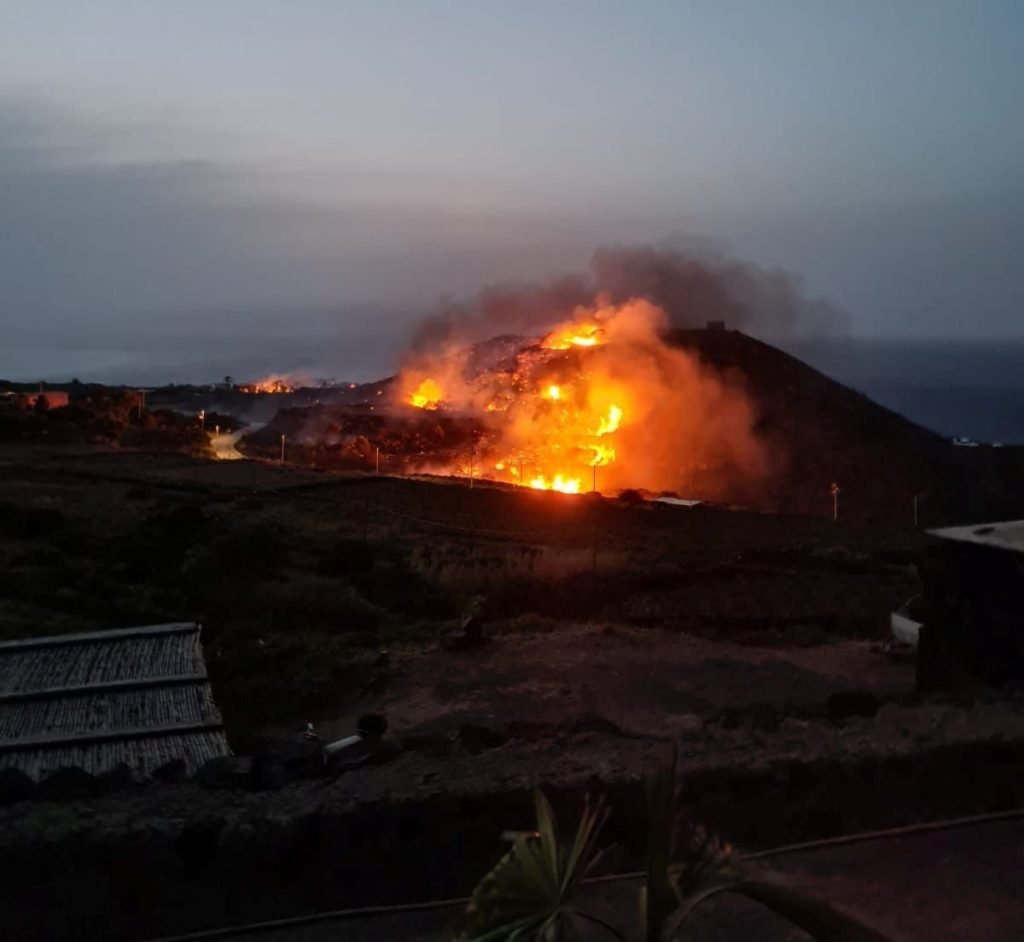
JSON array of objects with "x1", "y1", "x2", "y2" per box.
[
  {"x1": 460, "y1": 756, "x2": 894, "y2": 941},
  {"x1": 0, "y1": 389, "x2": 211, "y2": 454}
]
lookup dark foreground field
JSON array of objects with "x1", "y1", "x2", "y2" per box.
[
  {"x1": 0, "y1": 441, "x2": 923, "y2": 742},
  {"x1": 4, "y1": 443, "x2": 1024, "y2": 939}
]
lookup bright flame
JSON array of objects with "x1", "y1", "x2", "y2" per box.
[
  {"x1": 392, "y1": 297, "x2": 767, "y2": 496},
  {"x1": 530, "y1": 474, "x2": 581, "y2": 494},
  {"x1": 239, "y1": 374, "x2": 297, "y2": 394},
  {"x1": 543, "y1": 322, "x2": 604, "y2": 350},
  {"x1": 596, "y1": 404, "x2": 622, "y2": 436},
  {"x1": 409, "y1": 378, "x2": 443, "y2": 410}
]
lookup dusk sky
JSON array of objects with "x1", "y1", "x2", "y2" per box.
[{"x1": 2, "y1": 1, "x2": 1023, "y2": 379}]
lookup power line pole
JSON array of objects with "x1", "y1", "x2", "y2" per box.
[
  {"x1": 280, "y1": 433, "x2": 286, "y2": 464},
  {"x1": 830, "y1": 482, "x2": 840, "y2": 521},
  {"x1": 375, "y1": 446, "x2": 380, "y2": 475}
]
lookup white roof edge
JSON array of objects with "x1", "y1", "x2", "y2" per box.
[{"x1": 927, "y1": 520, "x2": 1024, "y2": 554}]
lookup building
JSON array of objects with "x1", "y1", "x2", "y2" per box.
[
  {"x1": 0, "y1": 623, "x2": 229, "y2": 782},
  {"x1": 918, "y1": 521, "x2": 1024, "y2": 690}
]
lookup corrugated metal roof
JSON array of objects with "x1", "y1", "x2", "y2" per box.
[
  {"x1": 928, "y1": 520, "x2": 1024, "y2": 555},
  {"x1": 0, "y1": 623, "x2": 229, "y2": 781}
]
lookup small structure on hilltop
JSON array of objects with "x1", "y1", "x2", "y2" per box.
[
  {"x1": 0, "y1": 623, "x2": 228, "y2": 783},
  {"x1": 918, "y1": 521, "x2": 1024, "y2": 691}
]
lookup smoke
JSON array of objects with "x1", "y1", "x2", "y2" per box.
[{"x1": 409, "y1": 244, "x2": 847, "y2": 351}]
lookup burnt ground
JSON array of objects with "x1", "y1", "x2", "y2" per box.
[{"x1": 3, "y1": 443, "x2": 1024, "y2": 938}]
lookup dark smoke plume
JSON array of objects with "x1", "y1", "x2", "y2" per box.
[{"x1": 410, "y1": 245, "x2": 847, "y2": 350}]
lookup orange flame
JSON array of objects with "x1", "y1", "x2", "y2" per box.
[
  {"x1": 408, "y1": 378, "x2": 443, "y2": 410},
  {"x1": 393, "y1": 297, "x2": 767, "y2": 496},
  {"x1": 239, "y1": 374, "x2": 297, "y2": 394},
  {"x1": 543, "y1": 322, "x2": 604, "y2": 350},
  {"x1": 529, "y1": 474, "x2": 581, "y2": 494}
]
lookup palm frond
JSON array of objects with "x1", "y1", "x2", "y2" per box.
[
  {"x1": 662, "y1": 855, "x2": 898, "y2": 941},
  {"x1": 459, "y1": 790, "x2": 613, "y2": 942}
]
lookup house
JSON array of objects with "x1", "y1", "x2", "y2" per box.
[{"x1": 917, "y1": 521, "x2": 1024, "y2": 690}]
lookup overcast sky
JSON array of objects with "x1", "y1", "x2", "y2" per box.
[{"x1": 2, "y1": 1, "x2": 1023, "y2": 379}]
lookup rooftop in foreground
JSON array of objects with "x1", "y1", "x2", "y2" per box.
[
  {"x1": 927, "y1": 519, "x2": 1024, "y2": 555},
  {"x1": 0, "y1": 622, "x2": 228, "y2": 781}
]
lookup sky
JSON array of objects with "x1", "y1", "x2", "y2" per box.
[{"x1": 1, "y1": 1, "x2": 1023, "y2": 380}]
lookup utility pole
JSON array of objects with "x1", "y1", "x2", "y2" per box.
[
  {"x1": 830, "y1": 482, "x2": 840, "y2": 521},
  {"x1": 280, "y1": 433, "x2": 286, "y2": 464},
  {"x1": 137, "y1": 389, "x2": 146, "y2": 419},
  {"x1": 375, "y1": 446, "x2": 380, "y2": 475}
]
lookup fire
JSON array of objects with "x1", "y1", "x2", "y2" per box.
[
  {"x1": 597, "y1": 404, "x2": 622, "y2": 436},
  {"x1": 543, "y1": 322, "x2": 604, "y2": 350},
  {"x1": 393, "y1": 297, "x2": 766, "y2": 495},
  {"x1": 529, "y1": 474, "x2": 581, "y2": 494},
  {"x1": 239, "y1": 374, "x2": 296, "y2": 394},
  {"x1": 409, "y1": 378, "x2": 443, "y2": 410}
]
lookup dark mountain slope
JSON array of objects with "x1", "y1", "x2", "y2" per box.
[{"x1": 672, "y1": 329, "x2": 1020, "y2": 524}]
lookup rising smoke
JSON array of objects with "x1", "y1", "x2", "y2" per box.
[
  {"x1": 396, "y1": 251, "x2": 800, "y2": 499},
  {"x1": 410, "y1": 244, "x2": 847, "y2": 351}
]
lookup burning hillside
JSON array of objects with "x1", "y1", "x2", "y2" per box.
[
  {"x1": 395, "y1": 299, "x2": 769, "y2": 495},
  {"x1": 237, "y1": 374, "x2": 301, "y2": 394}
]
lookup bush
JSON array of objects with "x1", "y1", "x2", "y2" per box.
[
  {"x1": 182, "y1": 520, "x2": 289, "y2": 595},
  {"x1": 251, "y1": 575, "x2": 384, "y2": 634}
]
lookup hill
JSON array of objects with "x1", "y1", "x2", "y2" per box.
[{"x1": 241, "y1": 329, "x2": 1024, "y2": 524}]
